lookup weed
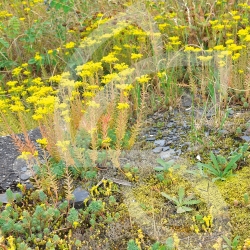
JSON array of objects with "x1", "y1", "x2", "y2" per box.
[{"x1": 161, "y1": 187, "x2": 201, "y2": 213}]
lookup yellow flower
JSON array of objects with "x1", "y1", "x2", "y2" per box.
[
  {"x1": 73, "y1": 221, "x2": 79, "y2": 228},
  {"x1": 56, "y1": 140, "x2": 70, "y2": 152},
  {"x1": 197, "y1": 56, "x2": 213, "y2": 62},
  {"x1": 101, "y1": 52, "x2": 119, "y2": 64},
  {"x1": 225, "y1": 39, "x2": 234, "y2": 45},
  {"x1": 232, "y1": 15, "x2": 240, "y2": 20},
  {"x1": 86, "y1": 101, "x2": 100, "y2": 108},
  {"x1": 6, "y1": 81, "x2": 18, "y2": 87},
  {"x1": 117, "y1": 102, "x2": 129, "y2": 109},
  {"x1": 36, "y1": 138, "x2": 48, "y2": 147},
  {"x1": 131, "y1": 53, "x2": 143, "y2": 60},
  {"x1": 115, "y1": 84, "x2": 133, "y2": 91},
  {"x1": 12, "y1": 67, "x2": 22, "y2": 77},
  {"x1": 65, "y1": 41, "x2": 76, "y2": 49},
  {"x1": 114, "y1": 63, "x2": 129, "y2": 71},
  {"x1": 220, "y1": 50, "x2": 232, "y2": 56},
  {"x1": 34, "y1": 53, "x2": 42, "y2": 61},
  {"x1": 213, "y1": 45, "x2": 225, "y2": 51},
  {"x1": 136, "y1": 74, "x2": 151, "y2": 84}
]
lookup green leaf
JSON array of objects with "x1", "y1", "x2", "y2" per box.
[
  {"x1": 178, "y1": 187, "x2": 185, "y2": 204},
  {"x1": 224, "y1": 153, "x2": 241, "y2": 174},
  {"x1": 161, "y1": 192, "x2": 179, "y2": 205},
  {"x1": 156, "y1": 158, "x2": 174, "y2": 170},
  {"x1": 210, "y1": 152, "x2": 220, "y2": 172},
  {"x1": 154, "y1": 166, "x2": 164, "y2": 171},
  {"x1": 0, "y1": 38, "x2": 9, "y2": 48},
  {"x1": 177, "y1": 206, "x2": 193, "y2": 213},
  {"x1": 184, "y1": 199, "x2": 200, "y2": 205}
]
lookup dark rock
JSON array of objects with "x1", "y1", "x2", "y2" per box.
[
  {"x1": 162, "y1": 146, "x2": 170, "y2": 151},
  {"x1": 146, "y1": 137, "x2": 156, "y2": 141},
  {"x1": 241, "y1": 135, "x2": 250, "y2": 142},
  {"x1": 20, "y1": 172, "x2": 32, "y2": 181},
  {"x1": 181, "y1": 95, "x2": 192, "y2": 107},
  {"x1": 165, "y1": 140, "x2": 173, "y2": 145},
  {"x1": 154, "y1": 140, "x2": 165, "y2": 147},
  {"x1": 71, "y1": 187, "x2": 89, "y2": 209},
  {"x1": 152, "y1": 147, "x2": 163, "y2": 153},
  {"x1": 160, "y1": 149, "x2": 175, "y2": 159},
  {"x1": 218, "y1": 129, "x2": 229, "y2": 135},
  {"x1": 0, "y1": 192, "x2": 21, "y2": 204}
]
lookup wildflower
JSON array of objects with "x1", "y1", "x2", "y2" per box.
[
  {"x1": 65, "y1": 41, "x2": 76, "y2": 49},
  {"x1": 114, "y1": 63, "x2": 129, "y2": 71},
  {"x1": 115, "y1": 84, "x2": 133, "y2": 91},
  {"x1": 184, "y1": 46, "x2": 195, "y2": 52},
  {"x1": 73, "y1": 221, "x2": 79, "y2": 228},
  {"x1": 36, "y1": 138, "x2": 48, "y2": 147},
  {"x1": 56, "y1": 140, "x2": 70, "y2": 152},
  {"x1": 131, "y1": 53, "x2": 143, "y2": 60},
  {"x1": 244, "y1": 35, "x2": 250, "y2": 42},
  {"x1": 6, "y1": 81, "x2": 18, "y2": 87},
  {"x1": 102, "y1": 137, "x2": 112, "y2": 147},
  {"x1": 232, "y1": 15, "x2": 240, "y2": 20},
  {"x1": 113, "y1": 45, "x2": 122, "y2": 51},
  {"x1": 213, "y1": 45, "x2": 225, "y2": 51},
  {"x1": 220, "y1": 50, "x2": 232, "y2": 56},
  {"x1": 34, "y1": 53, "x2": 42, "y2": 61},
  {"x1": 225, "y1": 39, "x2": 234, "y2": 45},
  {"x1": 10, "y1": 103, "x2": 25, "y2": 112},
  {"x1": 117, "y1": 102, "x2": 129, "y2": 109},
  {"x1": 86, "y1": 101, "x2": 100, "y2": 108},
  {"x1": 101, "y1": 52, "x2": 119, "y2": 64},
  {"x1": 197, "y1": 56, "x2": 213, "y2": 62},
  {"x1": 18, "y1": 151, "x2": 32, "y2": 160},
  {"x1": 136, "y1": 74, "x2": 151, "y2": 84},
  {"x1": 237, "y1": 29, "x2": 248, "y2": 36},
  {"x1": 12, "y1": 67, "x2": 22, "y2": 77}
]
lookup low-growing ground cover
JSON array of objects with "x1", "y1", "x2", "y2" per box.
[{"x1": 0, "y1": 0, "x2": 250, "y2": 249}]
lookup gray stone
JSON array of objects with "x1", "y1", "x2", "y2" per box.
[
  {"x1": 152, "y1": 147, "x2": 163, "y2": 153},
  {"x1": 241, "y1": 135, "x2": 250, "y2": 142},
  {"x1": 71, "y1": 187, "x2": 89, "y2": 209},
  {"x1": 20, "y1": 171, "x2": 32, "y2": 181},
  {"x1": 154, "y1": 140, "x2": 165, "y2": 147},
  {"x1": 162, "y1": 146, "x2": 170, "y2": 151},
  {"x1": 0, "y1": 192, "x2": 21, "y2": 204},
  {"x1": 181, "y1": 95, "x2": 192, "y2": 107},
  {"x1": 146, "y1": 137, "x2": 156, "y2": 142},
  {"x1": 165, "y1": 140, "x2": 173, "y2": 145},
  {"x1": 218, "y1": 129, "x2": 229, "y2": 135},
  {"x1": 160, "y1": 149, "x2": 175, "y2": 159}
]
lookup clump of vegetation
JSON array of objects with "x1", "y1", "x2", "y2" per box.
[{"x1": 0, "y1": 0, "x2": 249, "y2": 248}]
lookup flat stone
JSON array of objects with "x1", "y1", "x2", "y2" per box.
[
  {"x1": 160, "y1": 149, "x2": 175, "y2": 159},
  {"x1": 20, "y1": 171, "x2": 32, "y2": 181},
  {"x1": 0, "y1": 192, "x2": 21, "y2": 204},
  {"x1": 154, "y1": 140, "x2": 165, "y2": 147},
  {"x1": 71, "y1": 187, "x2": 89, "y2": 209},
  {"x1": 218, "y1": 129, "x2": 229, "y2": 135},
  {"x1": 241, "y1": 135, "x2": 250, "y2": 142},
  {"x1": 146, "y1": 137, "x2": 156, "y2": 142},
  {"x1": 152, "y1": 147, "x2": 163, "y2": 153},
  {"x1": 162, "y1": 146, "x2": 170, "y2": 151},
  {"x1": 181, "y1": 95, "x2": 192, "y2": 107},
  {"x1": 165, "y1": 140, "x2": 173, "y2": 145}
]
